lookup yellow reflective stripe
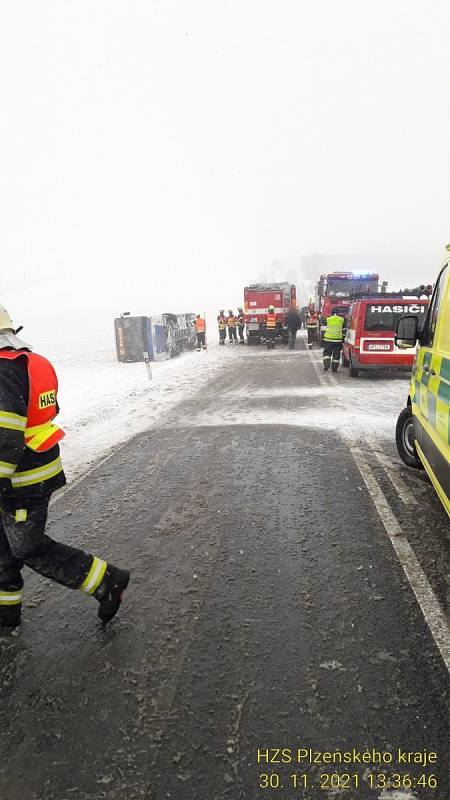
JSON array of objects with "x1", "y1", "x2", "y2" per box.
[
  {"x1": 11, "y1": 457, "x2": 63, "y2": 487},
  {"x1": 0, "y1": 590, "x2": 23, "y2": 606},
  {"x1": 436, "y1": 397, "x2": 449, "y2": 442},
  {"x1": 25, "y1": 422, "x2": 54, "y2": 436},
  {"x1": 25, "y1": 422, "x2": 61, "y2": 451},
  {"x1": 0, "y1": 411, "x2": 27, "y2": 431},
  {"x1": 79, "y1": 557, "x2": 107, "y2": 595},
  {"x1": 15, "y1": 509, "x2": 27, "y2": 523},
  {"x1": 0, "y1": 460, "x2": 16, "y2": 478}
]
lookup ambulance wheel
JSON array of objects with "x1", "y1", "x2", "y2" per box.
[
  {"x1": 341, "y1": 350, "x2": 349, "y2": 367},
  {"x1": 348, "y1": 356, "x2": 359, "y2": 377},
  {"x1": 395, "y1": 407, "x2": 423, "y2": 469}
]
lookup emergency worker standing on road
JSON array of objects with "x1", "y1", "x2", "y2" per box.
[
  {"x1": 194, "y1": 314, "x2": 207, "y2": 351},
  {"x1": 0, "y1": 306, "x2": 130, "y2": 632},
  {"x1": 285, "y1": 306, "x2": 301, "y2": 350},
  {"x1": 237, "y1": 308, "x2": 246, "y2": 344},
  {"x1": 227, "y1": 310, "x2": 238, "y2": 344},
  {"x1": 306, "y1": 307, "x2": 319, "y2": 349},
  {"x1": 265, "y1": 306, "x2": 277, "y2": 349},
  {"x1": 322, "y1": 311, "x2": 345, "y2": 372},
  {"x1": 217, "y1": 310, "x2": 227, "y2": 345}
]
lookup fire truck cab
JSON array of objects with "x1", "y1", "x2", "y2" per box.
[
  {"x1": 342, "y1": 294, "x2": 429, "y2": 377},
  {"x1": 315, "y1": 271, "x2": 379, "y2": 334},
  {"x1": 244, "y1": 283, "x2": 296, "y2": 345}
]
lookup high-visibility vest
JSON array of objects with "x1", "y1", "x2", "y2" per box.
[
  {"x1": 323, "y1": 314, "x2": 344, "y2": 342},
  {"x1": 306, "y1": 312, "x2": 318, "y2": 328},
  {"x1": 266, "y1": 313, "x2": 277, "y2": 329},
  {"x1": 195, "y1": 317, "x2": 206, "y2": 333},
  {"x1": 227, "y1": 316, "x2": 237, "y2": 327},
  {"x1": 0, "y1": 350, "x2": 65, "y2": 452},
  {"x1": 217, "y1": 315, "x2": 227, "y2": 330}
]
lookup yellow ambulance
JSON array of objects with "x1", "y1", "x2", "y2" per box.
[{"x1": 395, "y1": 252, "x2": 450, "y2": 517}]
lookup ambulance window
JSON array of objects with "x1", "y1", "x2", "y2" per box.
[{"x1": 423, "y1": 265, "x2": 447, "y2": 347}]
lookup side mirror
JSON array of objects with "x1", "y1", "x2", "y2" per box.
[{"x1": 395, "y1": 315, "x2": 418, "y2": 349}]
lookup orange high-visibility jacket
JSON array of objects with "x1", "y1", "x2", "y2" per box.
[
  {"x1": 266, "y1": 313, "x2": 277, "y2": 329},
  {"x1": 227, "y1": 315, "x2": 237, "y2": 328},
  {"x1": 306, "y1": 312, "x2": 318, "y2": 327},
  {"x1": 0, "y1": 351, "x2": 65, "y2": 452},
  {"x1": 195, "y1": 318, "x2": 206, "y2": 333}
]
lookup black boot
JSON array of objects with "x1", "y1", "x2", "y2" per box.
[
  {"x1": 0, "y1": 603, "x2": 22, "y2": 631},
  {"x1": 94, "y1": 565, "x2": 130, "y2": 623},
  {"x1": 0, "y1": 585, "x2": 22, "y2": 632}
]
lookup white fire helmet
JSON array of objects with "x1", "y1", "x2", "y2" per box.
[
  {"x1": 0, "y1": 305, "x2": 15, "y2": 332},
  {"x1": 0, "y1": 305, "x2": 31, "y2": 350}
]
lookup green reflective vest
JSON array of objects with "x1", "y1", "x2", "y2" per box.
[{"x1": 324, "y1": 314, "x2": 344, "y2": 342}]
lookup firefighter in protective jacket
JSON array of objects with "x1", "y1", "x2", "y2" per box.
[
  {"x1": 217, "y1": 311, "x2": 227, "y2": 345},
  {"x1": 322, "y1": 312, "x2": 345, "y2": 372},
  {"x1": 265, "y1": 306, "x2": 277, "y2": 349},
  {"x1": 0, "y1": 305, "x2": 130, "y2": 631},
  {"x1": 227, "y1": 311, "x2": 238, "y2": 343},
  {"x1": 194, "y1": 314, "x2": 207, "y2": 351}
]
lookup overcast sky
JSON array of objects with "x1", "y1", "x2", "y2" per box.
[{"x1": 1, "y1": 0, "x2": 450, "y2": 322}]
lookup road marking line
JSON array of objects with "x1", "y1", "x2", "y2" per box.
[
  {"x1": 306, "y1": 346, "x2": 418, "y2": 503},
  {"x1": 305, "y1": 344, "x2": 450, "y2": 672},
  {"x1": 365, "y1": 437, "x2": 418, "y2": 505},
  {"x1": 351, "y1": 446, "x2": 450, "y2": 674}
]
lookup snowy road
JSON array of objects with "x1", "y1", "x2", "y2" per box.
[{"x1": 1, "y1": 335, "x2": 449, "y2": 800}]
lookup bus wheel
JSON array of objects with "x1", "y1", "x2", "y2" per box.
[
  {"x1": 349, "y1": 356, "x2": 359, "y2": 377},
  {"x1": 395, "y1": 407, "x2": 423, "y2": 469}
]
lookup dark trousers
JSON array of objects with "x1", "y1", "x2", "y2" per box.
[
  {"x1": 196, "y1": 332, "x2": 206, "y2": 350},
  {"x1": 307, "y1": 327, "x2": 317, "y2": 345},
  {"x1": 266, "y1": 329, "x2": 276, "y2": 348},
  {"x1": 238, "y1": 324, "x2": 245, "y2": 342},
  {"x1": 228, "y1": 327, "x2": 237, "y2": 342},
  {"x1": 0, "y1": 497, "x2": 94, "y2": 602},
  {"x1": 288, "y1": 329, "x2": 297, "y2": 349},
  {"x1": 323, "y1": 341, "x2": 342, "y2": 371},
  {"x1": 219, "y1": 329, "x2": 226, "y2": 344}
]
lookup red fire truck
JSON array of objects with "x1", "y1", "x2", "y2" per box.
[
  {"x1": 342, "y1": 294, "x2": 430, "y2": 377},
  {"x1": 244, "y1": 283, "x2": 297, "y2": 345},
  {"x1": 315, "y1": 271, "x2": 380, "y2": 333}
]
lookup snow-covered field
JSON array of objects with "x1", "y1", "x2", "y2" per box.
[
  {"x1": 56, "y1": 344, "x2": 224, "y2": 481},
  {"x1": 3, "y1": 287, "x2": 227, "y2": 481}
]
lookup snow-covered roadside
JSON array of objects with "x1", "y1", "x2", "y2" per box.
[{"x1": 57, "y1": 345, "x2": 225, "y2": 482}]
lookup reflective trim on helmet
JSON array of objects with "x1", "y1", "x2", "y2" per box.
[
  {"x1": 11, "y1": 456, "x2": 63, "y2": 487},
  {"x1": 79, "y1": 557, "x2": 107, "y2": 595},
  {"x1": 0, "y1": 460, "x2": 17, "y2": 478},
  {"x1": 0, "y1": 411, "x2": 27, "y2": 431},
  {"x1": 0, "y1": 589, "x2": 23, "y2": 606}
]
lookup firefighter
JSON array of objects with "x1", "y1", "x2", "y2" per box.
[
  {"x1": 237, "y1": 308, "x2": 246, "y2": 344},
  {"x1": 0, "y1": 306, "x2": 130, "y2": 631},
  {"x1": 217, "y1": 310, "x2": 227, "y2": 345},
  {"x1": 322, "y1": 311, "x2": 345, "y2": 372},
  {"x1": 265, "y1": 305, "x2": 277, "y2": 349},
  {"x1": 227, "y1": 310, "x2": 238, "y2": 343},
  {"x1": 194, "y1": 314, "x2": 207, "y2": 351},
  {"x1": 306, "y1": 307, "x2": 319, "y2": 349}
]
